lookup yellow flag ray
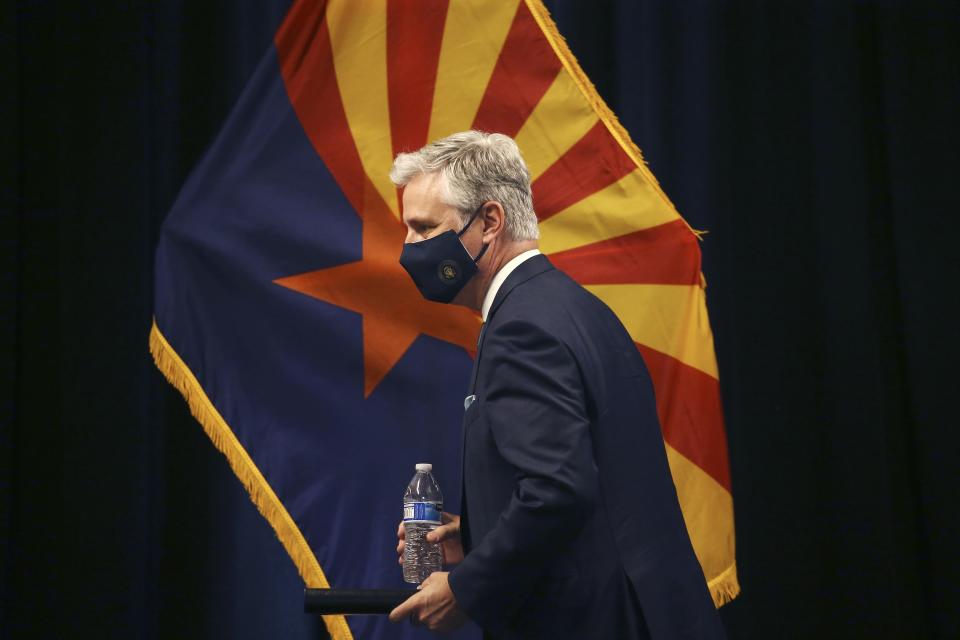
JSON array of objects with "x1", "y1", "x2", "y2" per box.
[
  {"x1": 538, "y1": 169, "x2": 681, "y2": 254},
  {"x1": 665, "y1": 443, "x2": 739, "y2": 601},
  {"x1": 326, "y1": 0, "x2": 398, "y2": 216},
  {"x1": 515, "y1": 69, "x2": 599, "y2": 180},
  {"x1": 427, "y1": 0, "x2": 521, "y2": 141},
  {"x1": 585, "y1": 284, "x2": 720, "y2": 380}
]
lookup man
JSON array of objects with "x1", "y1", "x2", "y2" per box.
[{"x1": 388, "y1": 131, "x2": 724, "y2": 639}]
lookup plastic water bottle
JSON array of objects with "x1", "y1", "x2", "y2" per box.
[{"x1": 403, "y1": 463, "x2": 443, "y2": 584}]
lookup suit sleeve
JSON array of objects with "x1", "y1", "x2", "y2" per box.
[{"x1": 448, "y1": 317, "x2": 598, "y2": 630}]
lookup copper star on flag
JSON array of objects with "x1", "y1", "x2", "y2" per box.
[{"x1": 273, "y1": 186, "x2": 480, "y2": 398}]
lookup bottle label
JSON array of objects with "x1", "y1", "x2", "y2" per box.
[{"x1": 404, "y1": 502, "x2": 441, "y2": 524}]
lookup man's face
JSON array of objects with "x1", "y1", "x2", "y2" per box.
[{"x1": 401, "y1": 173, "x2": 464, "y2": 244}]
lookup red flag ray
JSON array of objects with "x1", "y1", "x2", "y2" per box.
[
  {"x1": 550, "y1": 219, "x2": 702, "y2": 286},
  {"x1": 638, "y1": 343, "x2": 731, "y2": 491},
  {"x1": 387, "y1": 0, "x2": 450, "y2": 157},
  {"x1": 532, "y1": 120, "x2": 637, "y2": 221},
  {"x1": 471, "y1": 2, "x2": 562, "y2": 137}
]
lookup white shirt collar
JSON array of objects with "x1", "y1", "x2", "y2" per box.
[{"x1": 481, "y1": 249, "x2": 541, "y2": 321}]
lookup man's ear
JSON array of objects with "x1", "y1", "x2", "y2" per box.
[{"x1": 481, "y1": 202, "x2": 506, "y2": 241}]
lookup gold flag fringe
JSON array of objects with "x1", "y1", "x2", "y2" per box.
[
  {"x1": 707, "y1": 562, "x2": 741, "y2": 608},
  {"x1": 526, "y1": 0, "x2": 740, "y2": 608},
  {"x1": 149, "y1": 320, "x2": 354, "y2": 640}
]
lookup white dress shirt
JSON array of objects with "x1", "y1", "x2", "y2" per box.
[{"x1": 481, "y1": 249, "x2": 541, "y2": 321}]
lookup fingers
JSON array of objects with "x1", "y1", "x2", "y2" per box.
[
  {"x1": 388, "y1": 591, "x2": 422, "y2": 624},
  {"x1": 426, "y1": 521, "x2": 459, "y2": 544},
  {"x1": 397, "y1": 573, "x2": 461, "y2": 632},
  {"x1": 397, "y1": 521, "x2": 405, "y2": 539}
]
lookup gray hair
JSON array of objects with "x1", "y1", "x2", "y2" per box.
[{"x1": 389, "y1": 130, "x2": 539, "y2": 241}]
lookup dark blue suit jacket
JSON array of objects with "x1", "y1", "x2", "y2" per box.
[{"x1": 448, "y1": 255, "x2": 725, "y2": 639}]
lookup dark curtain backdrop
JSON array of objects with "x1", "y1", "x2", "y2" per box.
[{"x1": 5, "y1": 1, "x2": 958, "y2": 639}]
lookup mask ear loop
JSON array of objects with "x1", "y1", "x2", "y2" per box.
[
  {"x1": 457, "y1": 203, "x2": 491, "y2": 263},
  {"x1": 472, "y1": 240, "x2": 490, "y2": 263},
  {"x1": 456, "y1": 204, "x2": 484, "y2": 238}
]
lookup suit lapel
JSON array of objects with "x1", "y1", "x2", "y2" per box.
[
  {"x1": 467, "y1": 322, "x2": 486, "y2": 394},
  {"x1": 468, "y1": 254, "x2": 554, "y2": 394}
]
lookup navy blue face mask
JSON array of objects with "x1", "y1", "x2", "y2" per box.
[{"x1": 399, "y1": 206, "x2": 489, "y2": 303}]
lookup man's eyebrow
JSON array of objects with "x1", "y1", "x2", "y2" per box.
[{"x1": 404, "y1": 212, "x2": 433, "y2": 227}]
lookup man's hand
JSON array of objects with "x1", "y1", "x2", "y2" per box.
[
  {"x1": 388, "y1": 572, "x2": 468, "y2": 632},
  {"x1": 397, "y1": 512, "x2": 464, "y2": 567}
]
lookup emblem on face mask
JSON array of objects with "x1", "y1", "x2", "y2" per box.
[{"x1": 438, "y1": 260, "x2": 460, "y2": 283}]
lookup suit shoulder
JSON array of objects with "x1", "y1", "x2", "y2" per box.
[{"x1": 498, "y1": 268, "x2": 623, "y2": 337}]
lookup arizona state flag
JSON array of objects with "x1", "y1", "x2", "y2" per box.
[{"x1": 150, "y1": 1, "x2": 738, "y2": 638}]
